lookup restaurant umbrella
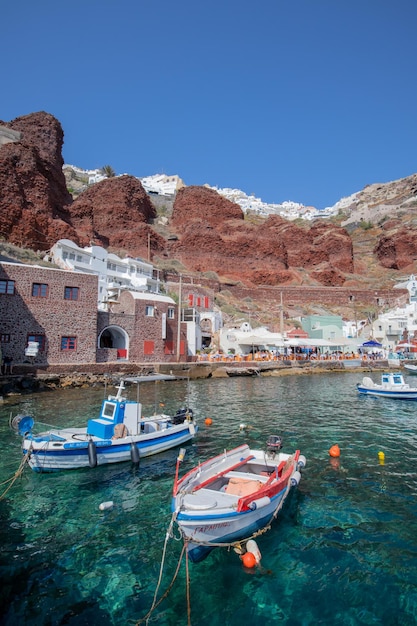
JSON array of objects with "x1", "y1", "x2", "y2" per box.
[{"x1": 361, "y1": 340, "x2": 382, "y2": 347}]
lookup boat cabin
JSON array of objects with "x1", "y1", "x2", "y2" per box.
[
  {"x1": 382, "y1": 373, "x2": 405, "y2": 386},
  {"x1": 87, "y1": 395, "x2": 142, "y2": 439}
]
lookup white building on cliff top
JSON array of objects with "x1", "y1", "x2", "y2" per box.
[
  {"x1": 48, "y1": 239, "x2": 160, "y2": 310},
  {"x1": 140, "y1": 174, "x2": 185, "y2": 196}
]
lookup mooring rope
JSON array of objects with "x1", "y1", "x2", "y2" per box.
[
  {"x1": 136, "y1": 513, "x2": 187, "y2": 626},
  {"x1": 178, "y1": 482, "x2": 292, "y2": 552},
  {"x1": 136, "y1": 477, "x2": 293, "y2": 623},
  {"x1": 0, "y1": 445, "x2": 32, "y2": 500},
  {"x1": 185, "y1": 543, "x2": 191, "y2": 626}
]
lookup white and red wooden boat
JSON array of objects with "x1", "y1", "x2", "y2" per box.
[{"x1": 172, "y1": 436, "x2": 306, "y2": 563}]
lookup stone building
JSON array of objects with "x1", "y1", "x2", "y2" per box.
[
  {"x1": 0, "y1": 262, "x2": 98, "y2": 366},
  {"x1": 97, "y1": 291, "x2": 186, "y2": 363},
  {"x1": 0, "y1": 261, "x2": 188, "y2": 367}
]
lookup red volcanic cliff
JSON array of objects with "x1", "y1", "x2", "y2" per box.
[
  {"x1": 0, "y1": 112, "x2": 164, "y2": 258},
  {"x1": 1, "y1": 111, "x2": 416, "y2": 289},
  {"x1": 171, "y1": 185, "x2": 244, "y2": 227},
  {"x1": 169, "y1": 187, "x2": 354, "y2": 286},
  {"x1": 374, "y1": 226, "x2": 417, "y2": 270},
  {"x1": 0, "y1": 111, "x2": 77, "y2": 249},
  {"x1": 68, "y1": 175, "x2": 165, "y2": 256}
]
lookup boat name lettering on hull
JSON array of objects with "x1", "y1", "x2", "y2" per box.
[{"x1": 194, "y1": 522, "x2": 231, "y2": 533}]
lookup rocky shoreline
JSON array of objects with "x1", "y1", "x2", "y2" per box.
[{"x1": 0, "y1": 359, "x2": 391, "y2": 400}]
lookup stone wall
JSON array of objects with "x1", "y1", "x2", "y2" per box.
[
  {"x1": 105, "y1": 291, "x2": 187, "y2": 362},
  {"x1": 226, "y1": 285, "x2": 409, "y2": 309},
  {"x1": 0, "y1": 262, "x2": 98, "y2": 366}
]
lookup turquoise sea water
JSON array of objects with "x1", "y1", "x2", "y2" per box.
[{"x1": 1, "y1": 372, "x2": 417, "y2": 625}]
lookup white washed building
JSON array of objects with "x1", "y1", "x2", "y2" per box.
[
  {"x1": 48, "y1": 240, "x2": 160, "y2": 310},
  {"x1": 371, "y1": 277, "x2": 417, "y2": 349},
  {"x1": 140, "y1": 174, "x2": 184, "y2": 196}
]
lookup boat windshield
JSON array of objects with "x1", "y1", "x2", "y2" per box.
[{"x1": 102, "y1": 401, "x2": 116, "y2": 419}]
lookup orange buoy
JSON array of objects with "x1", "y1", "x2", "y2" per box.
[
  {"x1": 329, "y1": 444, "x2": 340, "y2": 458},
  {"x1": 205, "y1": 417, "x2": 213, "y2": 426},
  {"x1": 242, "y1": 551, "x2": 257, "y2": 568}
]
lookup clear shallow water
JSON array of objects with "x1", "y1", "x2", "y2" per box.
[{"x1": 1, "y1": 373, "x2": 417, "y2": 625}]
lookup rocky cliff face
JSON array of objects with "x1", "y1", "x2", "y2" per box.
[
  {"x1": 374, "y1": 226, "x2": 417, "y2": 270},
  {"x1": 169, "y1": 188, "x2": 353, "y2": 286},
  {"x1": 68, "y1": 175, "x2": 164, "y2": 256},
  {"x1": 340, "y1": 173, "x2": 417, "y2": 272},
  {"x1": 1, "y1": 111, "x2": 416, "y2": 288},
  {"x1": 0, "y1": 113, "x2": 164, "y2": 257},
  {"x1": 0, "y1": 112, "x2": 76, "y2": 249}
]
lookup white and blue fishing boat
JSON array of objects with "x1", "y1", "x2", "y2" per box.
[
  {"x1": 357, "y1": 372, "x2": 417, "y2": 399},
  {"x1": 171, "y1": 437, "x2": 306, "y2": 563},
  {"x1": 15, "y1": 375, "x2": 197, "y2": 472}
]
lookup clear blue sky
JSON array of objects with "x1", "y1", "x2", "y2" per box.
[{"x1": 2, "y1": 1, "x2": 416, "y2": 209}]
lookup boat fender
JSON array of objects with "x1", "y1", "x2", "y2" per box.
[
  {"x1": 290, "y1": 470, "x2": 301, "y2": 487},
  {"x1": 130, "y1": 442, "x2": 140, "y2": 464},
  {"x1": 246, "y1": 539, "x2": 262, "y2": 564},
  {"x1": 297, "y1": 455, "x2": 307, "y2": 469},
  {"x1": 248, "y1": 496, "x2": 271, "y2": 510},
  {"x1": 99, "y1": 501, "x2": 114, "y2": 511},
  {"x1": 88, "y1": 440, "x2": 97, "y2": 468}
]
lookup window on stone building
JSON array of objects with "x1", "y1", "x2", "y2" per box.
[
  {"x1": 167, "y1": 307, "x2": 175, "y2": 319},
  {"x1": 61, "y1": 336, "x2": 77, "y2": 351},
  {"x1": 32, "y1": 283, "x2": 49, "y2": 297},
  {"x1": 145, "y1": 305, "x2": 155, "y2": 317},
  {"x1": 0, "y1": 280, "x2": 15, "y2": 295},
  {"x1": 0, "y1": 334, "x2": 10, "y2": 343},
  {"x1": 64, "y1": 286, "x2": 79, "y2": 301},
  {"x1": 27, "y1": 334, "x2": 46, "y2": 351},
  {"x1": 144, "y1": 340, "x2": 155, "y2": 355}
]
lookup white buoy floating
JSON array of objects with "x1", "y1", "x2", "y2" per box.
[
  {"x1": 99, "y1": 501, "x2": 114, "y2": 511},
  {"x1": 246, "y1": 539, "x2": 262, "y2": 564}
]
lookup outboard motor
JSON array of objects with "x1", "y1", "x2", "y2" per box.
[
  {"x1": 172, "y1": 407, "x2": 194, "y2": 425},
  {"x1": 266, "y1": 435, "x2": 283, "y2": 457}
]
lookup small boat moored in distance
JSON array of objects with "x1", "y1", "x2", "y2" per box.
[
  {"x1": 403, "y1": 363, "x2": 417, "y2": 375},
  {"x1": 14, "y1": 374, "x2": 197, "y2": 472},
  {"x1": 357, "y1": 372, "x2": 417, "y2": 400},
  {"x1": 171, "y1": 436, "x2": 306, "y2": 563}
]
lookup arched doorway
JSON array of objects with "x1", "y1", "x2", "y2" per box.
[{"x1": 98, "y1": 326, "x2": 129, "y2": 360}]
